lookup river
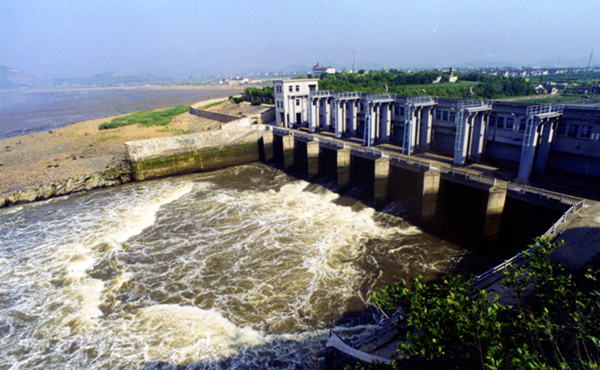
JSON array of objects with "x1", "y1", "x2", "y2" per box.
[
  {"x1": 0, "y1": 163, "x2": 469, "y2": 369},
  {"x1": 0, "y1": 87, "x2": 240, "y2": 138}
]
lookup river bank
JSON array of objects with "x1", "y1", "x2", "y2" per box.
[{"x1": 0, "y1": 95, "x2": 264, "y2": 206}]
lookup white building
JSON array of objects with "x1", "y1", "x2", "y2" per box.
[{"x1": 273, "y1": 78, "x2": 319, "y2": 128}]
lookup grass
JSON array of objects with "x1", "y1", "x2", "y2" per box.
[{"x1": 99, "y1": 105, "x2": 190, "y2": 130}]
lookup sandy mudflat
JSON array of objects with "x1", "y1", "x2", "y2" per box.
[{"x1": 0, "y1": 99, "x2": 265, "y2": 194}]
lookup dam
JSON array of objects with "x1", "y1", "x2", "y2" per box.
[
  {"x1": 0, "y1": 118, "x2": 583, "y2": 369},
  {"x1": 126, "y1": 123, "x2": 581, "y2": 252}
]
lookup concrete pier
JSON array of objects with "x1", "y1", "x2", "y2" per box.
[
  {"x1": 306, "y1": 141, "x2": 320, "y2": 180},
  {"x1": 336, "y1": 148, "x2": 351, "y2": 192},
  {"x1": 373, "y1": 158, "x2": 390, "y2": 207},
  {"x1": 387, "y1": 164, "x2": 440, "y2": 228},
  {"x1": 482, "y1": 187, "x2": 507, "y2": 243},
  {"x1": 282, "y1": 135, "x2": 295, "y2": 170},
  {"x1": 259, "y1": 130, "x2": 274, "y2": 163}
]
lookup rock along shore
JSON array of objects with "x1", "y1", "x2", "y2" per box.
[{"x1": 0, "y1": 161, "x2": 131, "y2": 208}]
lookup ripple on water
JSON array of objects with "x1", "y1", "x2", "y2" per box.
[{"x1": 0, "y1": 163, "x2": 463, "y2": 369}]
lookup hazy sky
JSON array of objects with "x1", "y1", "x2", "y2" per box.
[{"x1": 1, "y1": 0, "x2": 599, "y2": 78}]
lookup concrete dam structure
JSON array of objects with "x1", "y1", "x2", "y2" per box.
[
  {"x1": 273, "y1": 79, "x2": 600, "y2": 187},
  {"x1": 125, "y1": 122, "x2": 580, "y2": 250}
]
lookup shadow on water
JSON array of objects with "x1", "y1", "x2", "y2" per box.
[{"x1": 143, "y1": 161, "x2": 569, "y2": 369}]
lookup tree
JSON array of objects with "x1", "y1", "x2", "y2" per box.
[{"x1": 367, "y1": 237, "x2": 600, "y2": 370}]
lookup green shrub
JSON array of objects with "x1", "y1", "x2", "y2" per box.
[
  {"x1": 99, "y1": 105, "x2": 190, "y2": 130},
  {"x1": 251, "y1": 99, "x2": 262, "y2": 106}
]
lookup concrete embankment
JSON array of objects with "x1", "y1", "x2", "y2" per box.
[{"x1": 125, "y1": 124, "x2": 273, "y2": 181}]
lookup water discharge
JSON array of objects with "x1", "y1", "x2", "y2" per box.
[{"x1": 0, "y1": 163, "x2": 466, "y2": 369}]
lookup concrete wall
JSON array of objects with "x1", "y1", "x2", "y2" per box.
[
  {"x1": 189, "y1": 107, "x2": 240, "y2": 123},
  {"x1": 125, "y1": 127, "x2": 268, "y2": 181}
]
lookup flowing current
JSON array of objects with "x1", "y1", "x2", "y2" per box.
[{"x1": 0, "y1": 163, "x2": 464, "y2": 369}]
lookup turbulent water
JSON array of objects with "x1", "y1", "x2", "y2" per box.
[{"x1": 0, "y1": 163, "x2": 464, "y2": 369}]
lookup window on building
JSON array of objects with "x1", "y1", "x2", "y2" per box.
[
  {"x1": 507, "y1": 117, "x2": 515, "y2": 130},
  {"x1": 289, "y1": 86, "x2": 292, "y2": 92},
  {"x1": 489, "y1": 116, "x2": 496, "y2": 127},
  {"x1": 400, "y1": 107, "x2": 405, "y2": 116},
  {"x1": 449, "y1": 112, "x2": 455, "y2": 122},
  {"x1": 581, "y1": 125, "x2": 592, "y2": 138},
  {"x1": 309, "y1": 84, "x2": 316, "y2": 92},
  {"x1": 296, "y1": 85, "x2": 299, "y2": 92},
  {"x1": 442, "y1": 111, "x2": 448, "y2": 121},
  {"x1": 520, "y1": 118, "x2": 526, "y2": 131},
  {"x1": 296, "y1": 99, "x2": 300, "y2": 106},
  {"x1": 568, "y1": 124, "x2": 579, "y2": 137},
  {"x1": 497, "y1": 117, "x2": 505, "y2": 129},
  {"x1": 436, "y1": 110, "x2": 442, "y2": 120},
  {"x1": 557, "y1": 123, "x2": 567, "y2": 136}
]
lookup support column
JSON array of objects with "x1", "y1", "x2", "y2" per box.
[
  {"x1": 453, "y1": 112, "x2": 472, "y2": 166},
  {"x1": 469, "y1": 112, "x2": 485, "y2": 161},
  {"x1": 482, "y1": 187, "x2": 507, "y2": 243},
  {"x1": 308, "y1": 99, "x2": 317, "y2": 133},
  {"x1": 534, "y1": 118, "x2": 556, "y2": 172},
  {"x1": 306, "y1": 141, "x2": 320, "y2": 180},
  {"x1": 380, "y1": 103, "x2": 391, "y2": 142},
  {"x1": 335, "y1": 100, "x2": 344, "y2": 138},
  {"x1": 324, "y1": 98, "x2": 331, "y2": 130},
  {"x1": 371, "y1": 103, "x2": 378, "y2": 143},
  {"x1": 282, "y1": 135, "x2": 295, "y2": 170},
  {"x1": 419, "y1": 106, "x2": 433, "y2": 150},
  {"x1": 351, "y1": 101, "x2": 358, "y2": 135},
  {"x1": 259, "y1": 130, "x2": 273, "y2": 163},
  {"x1": 374, "y1": 157, "x2": 389, "y2": 207},
  {"x1": 336, "y1": 148, "x2": 351, "y2": 192},
  {"x1": 517, "y1": 116, "x2": 541, "y2": 180},
  {"x1": 420, "y1": 169, "x2": 440, "y2": 229}
]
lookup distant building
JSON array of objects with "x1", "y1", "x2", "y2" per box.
[{"x1": 312, "y1": 63, "x2": 336, "y2": 75}]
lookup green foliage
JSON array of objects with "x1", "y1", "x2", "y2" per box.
[
  {"x1": 232, "y1": 96, "x2": 245, "y2": 104},
  {"x1": 251, "y1": 99, "x2": 262, "y2": 106},
  {"x1": 318, "y1": 71, "x2": 536, "y2": 99},
  {"x1": 243, "y1": 85, "x2": 273, "y2": 99},
  {"x1": 99, "y1": 105, "x2": 190, "y2": 130},
  {"x1": 367, "y1": 237, "x2": 600, "y2": 370}
]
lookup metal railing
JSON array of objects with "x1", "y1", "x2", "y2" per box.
[
  {"x1": 526, "y1": 104, "x2": 564, "y2": 117},
  {"x1": 364, "y1": 93, "x2": 395, "y2": 102},
  {"x1": 406, "y1": 96, "x2": 438, "y2": 106},
  {"x1": 472, "y1": 199, "x2": 584, "y2": 289},
  {"x1": 458, "y1": 99, "x2": 494, "y2": 110}
]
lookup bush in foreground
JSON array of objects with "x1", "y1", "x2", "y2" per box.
[
  {"x1": 362, "y1": 238, "x2": 600, "y2": 370},
  {"x1": 99, "y1": 105, "x2": 190, "y2": 130}
]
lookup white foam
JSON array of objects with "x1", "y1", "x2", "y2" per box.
[
  {"x1": 111, "y1": 182, "x2": 194, "y2": 243},
  {"x1": 134, "y1": 305, "x2": 268, "y2": 362}
]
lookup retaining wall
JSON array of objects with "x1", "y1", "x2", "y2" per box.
[
  {"x1": 125, "y1": 126, "x2": 268, "y2": 181},
  {"x1": 189, "y1": 107, "x2": 240, "y2": 123}
]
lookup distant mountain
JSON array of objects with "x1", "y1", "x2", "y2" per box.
[
  {"x1": 53, "y1": 71, "x2": 169, "y2": 87},
  {"x1": 0, "y1": 66, "x2": 54, "y2": 89}
]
